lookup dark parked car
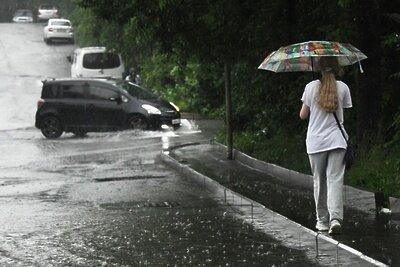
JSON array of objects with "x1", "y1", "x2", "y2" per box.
[{"x1": 35, "y1": 78, "x2": 181, "y2": 138}]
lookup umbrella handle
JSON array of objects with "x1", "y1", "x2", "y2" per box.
[
  {"x1": 356, "y1": 54, "x2": 364, "y2": 73},
  {"x1": 358, "y1": 60, "x2": 364, "y2": 73}
]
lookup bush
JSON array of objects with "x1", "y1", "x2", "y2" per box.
[
  {"x1": 347, "y1": 145, "x2": 400, "y2": 198},
  {"x1": 347, "y1": 113, "x2": 400, "y2": 197},
  {"x1": 217, "y1": 129, "x2": 311, "y2": 175}
]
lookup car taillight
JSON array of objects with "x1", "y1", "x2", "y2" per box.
[
  {"x1": 48, "y1": 27, "x2": 53, "y2": 32},
  {"x1": 37, "y1": 99, "x2": 45, "y2": 109}
]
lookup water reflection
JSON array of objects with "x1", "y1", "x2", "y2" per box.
[{"x1": 53, "y1": 204, "x2": 321, "y2": 266}]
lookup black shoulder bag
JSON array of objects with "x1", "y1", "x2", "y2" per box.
[{"x1": 333, "y1": 112, "x2": 354, "y2": 170}]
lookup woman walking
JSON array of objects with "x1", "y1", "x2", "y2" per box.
[{"x1": 299, "y1": 56, "x2": 352, "y2": 235}]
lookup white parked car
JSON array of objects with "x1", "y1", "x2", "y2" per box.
[
  {"x1": 37, "y1": 4, "x2": 58, "y2": 21},
  {"x1": 68, "y1": 47, "x2": 125, "y2": 79},
  {"x1": 12, "y1": 9, "x2": 34, "y2": 23},
  {"x1": 43, "y1": 18, "x2": 74, "y2": 44}
]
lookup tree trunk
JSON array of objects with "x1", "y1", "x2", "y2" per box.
[
  {"x1": 357, "y1": 0, "x2": 382, "y2": 148},
  {"x1": 224, "y1": 62, "x2": 233, "y2": 160}
]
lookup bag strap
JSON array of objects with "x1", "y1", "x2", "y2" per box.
[{"x1": 332, "y1": 112, "x2": 349, "y2": 144}]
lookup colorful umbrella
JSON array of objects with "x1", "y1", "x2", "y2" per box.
[{"x1": 258, "y1": 41, "x2": 367, "y2": 73}]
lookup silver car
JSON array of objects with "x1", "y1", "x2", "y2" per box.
[
  {"x1": 12, "y1": 9, "x2": 33, "y2": 23},
  {"x1": 43, "y1": 18, "x2": 74, "y2": 44},
  {"x1": 37, "y1": 4, "x2": 58, "y2": 21}
]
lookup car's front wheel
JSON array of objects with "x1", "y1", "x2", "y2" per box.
[
  {"x1": 127, "y1": 115, "x2": 148, "y2": 130},
  {"x1": 40, "y1": 116, "x2": 63, "y2": 138}
]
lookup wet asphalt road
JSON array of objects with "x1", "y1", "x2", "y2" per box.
[
  {"x1": 0, "y1": 126, "x2": 321, "y2": 266},
  {"x1": 0, "y1": 23, "x2": 323, "y2": 266}
]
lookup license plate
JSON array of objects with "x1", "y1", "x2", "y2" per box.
[{"x1": 172, "y1": 119, "x2": 180, "y2": 124}]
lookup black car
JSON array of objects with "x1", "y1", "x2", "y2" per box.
[{"x1": 35, "y1": 78, "x2": 181, "y2": 138}]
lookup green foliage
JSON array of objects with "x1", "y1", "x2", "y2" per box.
[
  {"x1": 141, "y1": 53, "x2": 225, "y2": 114},
  {"x1": 388, "y1": 112, "x2": 400, "y2": 149},
  {"x1": 347, "y1": 141, "x2": 400, "y2": 198},
  {"x1": 216, "y1": 129, "x2": 311, "y2": 174},
  {"x1": 141, "y1": 53, "x2": 196, "y2": 111},
  {"x1": 70, "y1": 7, "x2": 122, "y2": 49}
]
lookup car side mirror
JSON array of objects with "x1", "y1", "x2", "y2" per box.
[{"x1": 66, "y1": 56, "x2": 72, "y2": 63}]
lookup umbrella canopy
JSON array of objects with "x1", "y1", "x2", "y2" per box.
[{"x1": 258, "y1": 41, "x2": 367, "y2": 73}]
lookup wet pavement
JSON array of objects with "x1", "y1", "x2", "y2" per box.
[
  {"x1": 168, "y1": 142, "x2": 400, "y2": 266},
  {"x1": 0, "y1": 126, "x2": 325, "y2": 266}
]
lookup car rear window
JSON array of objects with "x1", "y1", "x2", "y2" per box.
[
  {"x1": 41, "y1": 83, "x2": 59, "y2": 98},
  {"x1": 39, "y1": 5, "x2": 55, "y2": 10},
  {"x1": 51, "y1": 20, "x2": 70, "y2": 26},
  {"x1": 15, "y1": 10, "x2": 32, "y2": 16},
  {"x1": 82, "y1": 52, "x2": 121, "y2": 69}
]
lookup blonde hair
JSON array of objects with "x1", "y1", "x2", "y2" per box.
[{"x1": 316, "y1": 57, "x2": 341, "y2": 112}]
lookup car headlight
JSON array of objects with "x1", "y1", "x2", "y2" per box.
[
  {"x1": 142, "y1": 104, "x2": 161, "y2": 115},
  {"x1": 169, "y1": 102, "x2": 180, "y2": 112}
]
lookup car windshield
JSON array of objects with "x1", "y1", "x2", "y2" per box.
[
  {"x1": 51, "y1": 21, "x2": 70, "y2": 26},
  {"x1": 40, "y1": 5, "x2": 55, "y2": 10},
  {"x1": 82, "y1": 52, "x2": 121, "y2": 69},
  {"x1": 15, "y1": 10, "x2": 32, "y2": 16},
  {"x1": 117, "y1": 81, "x2": 158, "y2": 100}
]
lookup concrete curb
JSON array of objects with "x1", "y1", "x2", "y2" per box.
[{"x1": 158, "y1": 145, "x2": 388, "y2": 266}]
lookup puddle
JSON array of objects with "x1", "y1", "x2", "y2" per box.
[
  {"x1": 93, "y1": 175, "x2": 166, "y2": 182},
  {"x1": 56, "y1": 204, "x2": 321, "y2": 266}
]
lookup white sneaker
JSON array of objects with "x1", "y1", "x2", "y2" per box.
[
  {"x1": 316, "y1": 221, "x2": 329, "y2": 231},
  {"x1": 329, "y1": 219, "x2": 342, "y2": 235}
]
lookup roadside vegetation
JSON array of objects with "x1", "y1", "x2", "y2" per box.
[{"x1": 57, "y1": 0, "x2": 400, "y2": 197}]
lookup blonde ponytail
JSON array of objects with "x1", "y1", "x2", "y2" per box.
[
  {"x1": 316, "y1": 57, "x2": 341, "y2": 112},
  {"x1": 317, "y1": 72, "x2": 338, "y2": 112}
]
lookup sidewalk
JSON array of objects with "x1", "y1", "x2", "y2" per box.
[{"x1": 160, "y1": 141, "x2": 400, "y2": 266}]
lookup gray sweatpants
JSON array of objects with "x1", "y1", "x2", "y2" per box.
[{"x1": 308, "y1": 149, "x2": 346, "y2": 224}]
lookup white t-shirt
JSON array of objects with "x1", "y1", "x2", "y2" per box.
[{"x1": 301, "y1": 80, "x2": 352, "y2": 154}]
